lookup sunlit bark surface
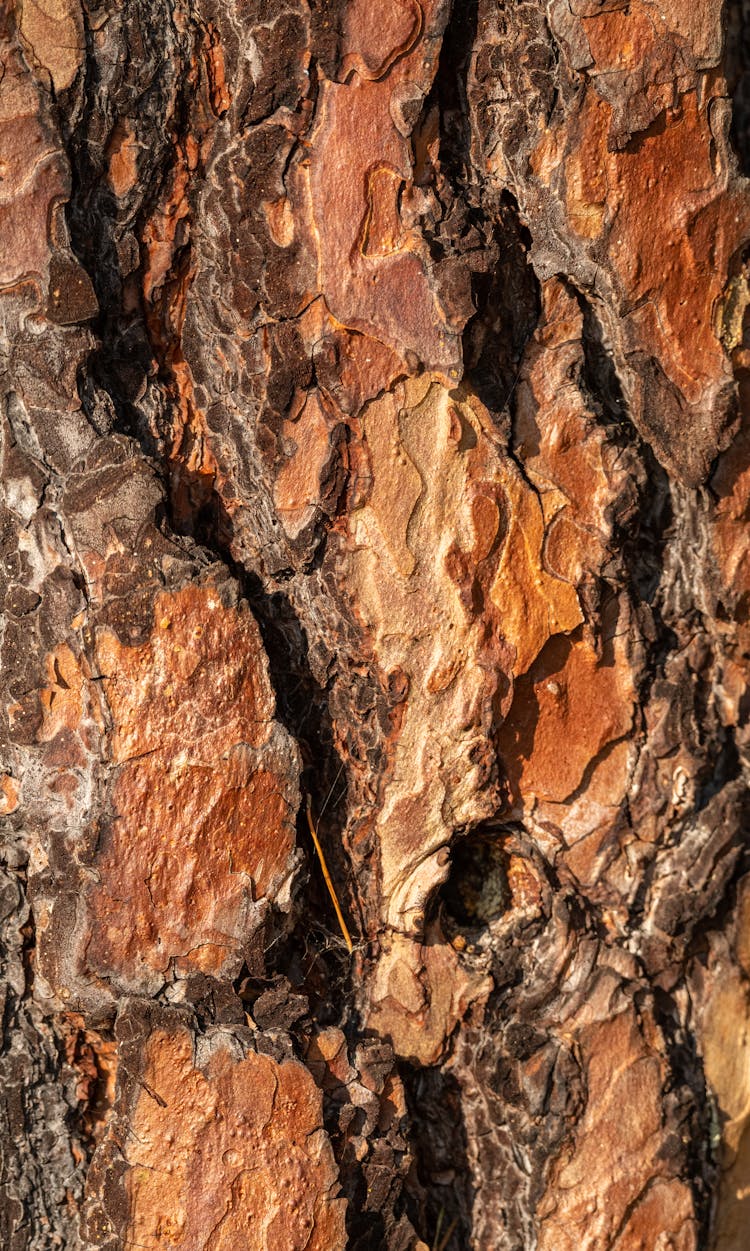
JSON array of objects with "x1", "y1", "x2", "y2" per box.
[{"x1": 1, "y1": 1, "x2": 750, "y2": 1247}]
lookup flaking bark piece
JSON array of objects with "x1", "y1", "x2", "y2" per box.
[
  {"x1": 83, "y1": 1002, "x2": 346, "y2": 1251},
  {"x1": 35, "y1": 574, "x2": 301, "y2": 1011}
]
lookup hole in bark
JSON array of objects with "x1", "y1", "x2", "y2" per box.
[{"x1": 439, "y1": 829, "x2": 511, "y2": 932}]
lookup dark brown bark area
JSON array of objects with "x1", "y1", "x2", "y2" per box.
[{"x1": 1, "y1": 1, "x2": 750, "y2": 1248}]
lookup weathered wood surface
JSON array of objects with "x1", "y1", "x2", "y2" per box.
[{"x1": 1, "y1": 0, "x2": 749, "y2": 1247}]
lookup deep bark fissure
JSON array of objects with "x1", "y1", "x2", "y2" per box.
[
  {"x1": 650, "y1": 983, "x2": 720, "y2": 1239},
  {"x1": 61, "y1": 18, "x2": 396, "y2": 1243},
  {"x1": 727, "y1": 0, "x2": 750, "y2": 176},
  {"x1": 62, "y1": 0, "x2": 355, "y2": 922},
  {"x1": 66, "y1": 1, "x2": 191, "y2": 445},
  {"x1": 401, "y1": 1064, "x2": 474, "y2": 1251},
  {"x1": 55, "y1": 0, "x2": 346, "y2": 1161},
  {"x1": 569, "y1": 289, "x2": 746, "y2": 1242}
]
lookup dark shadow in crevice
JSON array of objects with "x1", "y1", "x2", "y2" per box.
[
  {"x1": 177, "y1": 482, "x2": 360, "y2": 997},
  {"x1": 415, "y1": 0, "x2": 542, "y2": 426},
  {"x1": 63, "y1": 21, "x2": 378, "y2": 1230},
  {"x1": 463, "y1": 196, "x2": 542, "y2": 423},
  {"x1": 63, "y1": 1, "x2": 200, "y2": 452},
  {"x1": 401, "y1": 1065, "x2": 474, "y2": 1251},
  {"x1": 650, "y1": 983, "x2": 720, "y2": 1241},
  {"x1": 726, "y1": 0, "x2": 750, "y2": 177},
  {"x1": 342, "y1": 1170, "x2": 415, "y2": 1251},
  {"x1": 570, "y1": 282, "x2": 673, "y2": 592},
  {"x1": 576, "y1": 289, "x2": 628, "y2": 428},
  {"x1": 438, "y1": 826, "x2": 511, "y2": 934},
  {"x1": 65, "y1": 5, "x2": 363, "y2": 965},
  {"x1": 572, "y1": 285, "x2": 677, "y2": 665},
  {"x1": 426, "y1": 0, "x2": 478, "y2": 191},
  {"x1": 651, "y1": 790, "x2": 750, "y2": 1243}
]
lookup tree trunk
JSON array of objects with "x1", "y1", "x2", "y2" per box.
[{"x1": 1, "y1": 0, "x2": 749, "y2": 1247}]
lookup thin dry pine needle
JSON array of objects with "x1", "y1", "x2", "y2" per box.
[
  {"x1": 305, "y1": 795, "x2": 354, "y2": 953},
  {"x1": 432, "y1": 1208, "x2": 458, "y2": 1251}
]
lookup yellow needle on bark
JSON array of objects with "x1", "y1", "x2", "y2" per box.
[{"x1": 306, "y1": 796, "x2": 354, "y2": 953}]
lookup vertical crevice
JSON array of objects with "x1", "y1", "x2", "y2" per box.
[
  {"x1": 402, "y1": 1066, "x2": 473, "y2": 1251},
  {"x1": 726, "y1": 0, "x2": 750, "y2": 176}
]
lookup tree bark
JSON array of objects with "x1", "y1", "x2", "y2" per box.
[{"x1": 1, "y1": 0, "x2": 749, "y2": 1247}]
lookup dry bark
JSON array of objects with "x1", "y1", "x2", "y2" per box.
[{"x1": 1, "y1": 0, "x2": 750, "y2": 1248}]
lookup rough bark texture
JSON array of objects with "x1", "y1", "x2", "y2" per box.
[{"x1": 1, "y1": 0, "x2": 750, "y2": 1248}]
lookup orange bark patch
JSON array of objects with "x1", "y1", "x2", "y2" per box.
[
  {"x1": 19, "y1": 0, "x2": 84, "y2": 94},
  {"x1": 107, "y1": 119, "x2": 139, "y2": 197},
  {"x1": 84, "y1": 582, "x2": 297, "y2": 989},
  {"x1": 528, "y1": 69, "x2": 750, "y2": 481},
  {"x1": 0, "y1": 773, "x2": 20, "y2": 815},
  {"x1": 121, "y1": 1026, "x2": 346, "y2": 1251},
  {"x1": 583, "y1": 0, "x2": 720, "y2": 79},
  {"x1": 88, "y1": 762, "x2": 292, "y2": 980},
  {"x1": 543, "y1": 85, "x2": 750, "y2": 407},
  {"x1": 96, "y1": 584, "x2": 273, "y2": 761},
  {"x1": 0, "y1": 39, "x2": 69, "y2": 289},
  {"x1": 202, "y1": 22, "x2": 231, "y2": 117},
  {"x1": 515, "y1": 279, "x2": 625, "y2": 588},
  {"x1": 582, "y1": 8, "x2": 663, "y2": 75},
  {"x1": 37, "y1": 644, "x2": 85, "y2": 743},
  {"x1": 562, "y1": 92, "x2": 609, "y2": 239},
  {"x1": 488, "y1": 462, "x2": 583, "y2": 675},
  {"x1": 607, "y1": 90, "x2": 738, "y2": 403},
  {"x1": 340, "y1": 0, "x2": 422, "y2": 80},
  {"x1": 537, "y1": 1008, "x2": 696, "y2": 1251},
  {"x1": 361, "y1": 166, "x2": 405, "y2": 257},
  {"x1": 274, "y1": 391, "x2": 335, "y2": 540},
  {"x1": 498, "y1": 629, "x2": 636, "y2": 806},
  {"x1": 262, "y1": 195, "x2": 295, "y2": 248},
  {"x1": 308, "y1": 0, "x2": 463, "y2": 377}
]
